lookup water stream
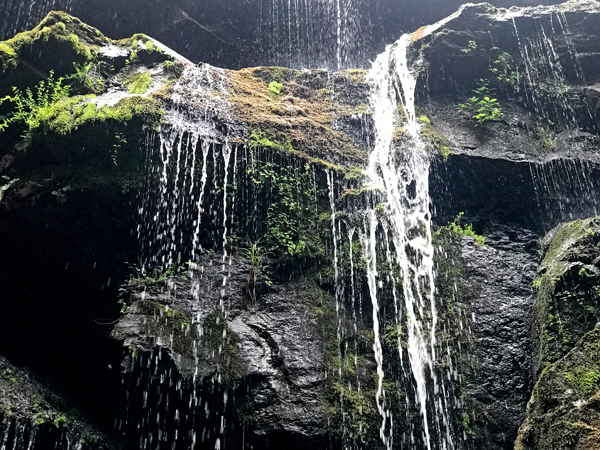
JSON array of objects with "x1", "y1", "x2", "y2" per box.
[{"x1": 362, "y1": 8, "x2": 464, "y2": 449}]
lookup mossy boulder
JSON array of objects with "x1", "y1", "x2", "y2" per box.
[
  {"x1": 516, "y1": 328, "x2": 600, "y2": 450},
  {"x1": 532, "y1": 217, "x2": 600, "y2": 378},
  {"x1": 516, "y1": 217, "x2": 600, "y2": 449},
  {"x1": 0, "y1": 11, "x2": 107, "y2": 97}
]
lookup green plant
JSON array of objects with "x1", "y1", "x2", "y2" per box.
[
  {"x1": 126, "y1": 263, "x2": 188, "y2": 285},
  {"x1": 438, "y1": 212, "x2": 486, "y2": 245},
  {"x1": 66, "y1": 61, "x2": 105, "y2": 94},
  {"x1": 54, "y1": 416, "x2": 67, "y2": 427},
  {"x1": 473, "y1": 96, "x2": 503, "y2": 124},
  {"x1": 458, "y1": 81, "x2": 503, "y2": 125},
  {"x1": 490, "y1": 51, "x2": 518, "y2": 88},
  {"x1": 0, "y1": 71, "x2": 70, "y2": 132},
  {"x1": 247, "y1": 153, "x2": 326, "y2": 258},
  {"x1": 460, "y1": 40, "x2": 478, "y2": 54},
  {"x1": 440, "y1": 145, "x2": 452, "y2": 161},
  {"x1": 243, "y1": 240, "x2": 270, "y2": 269},
  {"x1": 126, "y1": 72, "x2": 152, "y2": 94},
  {"x1": 112, "y1": 133, "x2": 127, "y2": 166},
  {"x1": 125, "y1": 49, "x2": 138, "y2": 66},
  {"x1": 418, "y1": 115, "x2": 431, "y2": 125}
]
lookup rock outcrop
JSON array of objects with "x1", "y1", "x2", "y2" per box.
[{"x1": 515, "y1": 218, "x2": 600, "y2": 450}]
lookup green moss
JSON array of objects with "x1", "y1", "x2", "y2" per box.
[
  {"x1": 534, "y1": 217, "x2": 600, "y2": 374},
  {"x1": 269, "y1": 81, "x2": 284, "y2": 99},
  {"x1": 0, "y1": 43, "x2": 16, "y2": 58},
  {"x1": 255, "y1": 66, "x2": 297, "y2": 84},
  {"x1": 41, "y1": 95, "x2": 164, "y2": 135},
  {"x1": 0, "y1": 11, "x2": 104, "y2": 71},
  {"x1": 126, "y1": 72, "x2": 152, "y2": 94},
  {"x1": 418, "y1": 115, "x2": 431, "y2": 125},
  {"x1": 440, "y1": 145, "x2": 452, "y2": 161},
  {"x1": 419, "y1": 123, "x2": 452, "y2": 152},
  {"x1": 344, "y1": 167, "x2": 365, "y2": 180},
  {"x1": 331, "y1": 382, "x2": 378, "y2": 443},
  {"x1": 337, "y1": 69, "x2": 368, "y2": 84},
  {"x1": 563, "y1": 366, "x2": 600, "y2": 394},
  {"x1": 54, "y1": 416, "x2": 67, "y2": 427},
  {"x1": 516, "y1": 328, "x2": 600, "y2": 449}
]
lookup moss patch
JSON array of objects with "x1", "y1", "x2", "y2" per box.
[
  {"x1": 126, "y1": 72, "x2": 152, "y2": 94},
  {"x1": 0, "y1": 11, "x2": 105, "y2": 72},
  {"x1": 39, "y1": 95, "x2": 164, "y2": 135}
]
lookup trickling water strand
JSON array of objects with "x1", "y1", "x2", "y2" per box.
[{"x1": 358, "y1": 212, "x2": 390, "y2": 449}]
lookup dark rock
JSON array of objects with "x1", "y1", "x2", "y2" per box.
[
  {"x1": 0, "y1": 357, "x2": 116, "y2": 450},
  {"x1": 460, "y1": 235, "x2": 538, "y2": 449},
  {"x1": 111, "y1": 254, "x2": 337, "y2": 447}
]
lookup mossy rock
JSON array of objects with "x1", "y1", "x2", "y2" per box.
[
  {"x1": 123, "y1": 300, "x2": 245, "y2": 382},
  {"x1": 229, "y1": 67, "x2": 369, "y2": 169},
  {"x1": 516, "y1": 328, "x2": 600, "y2": 450},
  {"x1": 0, "y1": 12, "x2": 107, "y2": 97},
  {"x1": 533, "y1": 217, "x2": 600, "y2": 377}
]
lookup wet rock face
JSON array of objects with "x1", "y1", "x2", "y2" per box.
[
  {"x1": 111, "y1": 255, "x2": 336, "y2": 447},
  {"x1": 458, "y1": 234, "x2": 538, "y2": 449},
  {"x1": 2, "y1": 2, "x2": 600, "y2": 450},
  {"x1": 416, "y1": 1, "x2": 600, "y2": 96},
  {"x1": 0, "y1": 0, "x2": 567, "y2": 70}
]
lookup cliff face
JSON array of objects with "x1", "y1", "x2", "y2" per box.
[
  {"x1": 0, "y1": 0, "x2": 570, "y2": 70},
  {"x1": 0, "y1": 1, "x2": 600, "y2": 450}
]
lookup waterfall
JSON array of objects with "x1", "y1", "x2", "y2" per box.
[{"x1": 363, "y1": 8, "x2": 464, "y2": 449}]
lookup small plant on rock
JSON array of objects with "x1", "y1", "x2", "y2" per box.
[
  {"x1": 0, "y1": 71, "x2": 70, "y2": 132},
  {"x1": 437, "y1": 212, "x2": 486, "y2": 246},
  {"x1": 269, "y1": 81, "x2": 284, "y2": 99},
  {"x1": 458, "y1": 80, "x2": 503, "y2": 125},
  {"x1": 243, "y1": 240, "x2": 272, "y2": 302},
  {"x1": 54, "y1": 416, "x2": 67, "y2": 427}
]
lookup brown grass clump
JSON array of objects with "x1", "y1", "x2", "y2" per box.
[{"x1": 228, "y1": 67, "x2": 367, "y2": 167}]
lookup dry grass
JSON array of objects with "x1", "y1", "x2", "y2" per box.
[{"x1": 228, "y1": 67, "x2": 367, "y2": 166}]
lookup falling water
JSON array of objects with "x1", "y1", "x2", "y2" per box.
[
  {"x1": 363, "y1": 8, "x2": 464, "y2": 449},
  {"x1": 509, "y1": 10, "x2": 594, "y2": 129},
  {"x1": 530, "y1": 158, "x2": 600, "y2": 228},
  {"x1": 137, "y1": 63, "x2": 236, "y2": 270},
  {"x1": 257, "y1": 0, "x2": 366, "y2": 69}
]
